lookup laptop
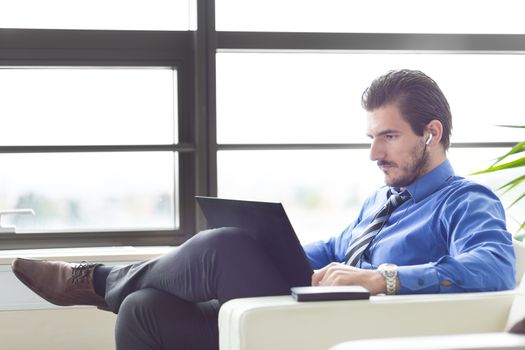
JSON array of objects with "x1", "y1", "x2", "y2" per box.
[{"x1": 195, "y1": 196, "x2": 313, "y2": 288}]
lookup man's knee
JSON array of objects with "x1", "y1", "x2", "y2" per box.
[
  {"x1": 118, "y1": 288, "x2": 161, "y2": 315},
  {"x1": 115, "y1": 289, "x2": 164, "y2": 350},
  {"x1": 117, "y1": 288, "x2": 183, "y2": 325},
  {"x1": 115, "y1": 289, "x2": 219, "y2": 350},
  {"x1": 195, "y1": 226, "x2": 258, "y2": 252}
]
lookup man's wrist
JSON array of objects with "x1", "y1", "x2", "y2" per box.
[{"x1": 377, "y1": 263, "x2": 398, "y2": 295}]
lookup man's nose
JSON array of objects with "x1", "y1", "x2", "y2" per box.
[{"x1": 369, "y1": 140, "x2": 384, "y2": 161}]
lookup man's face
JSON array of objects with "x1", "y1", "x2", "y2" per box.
[{"x1": 366, "y1": 104, "x2": 429, "y2": 189}]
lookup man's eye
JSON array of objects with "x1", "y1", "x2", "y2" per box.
[{"x1": 385, "y1": 135, "x2": 396, "y2": 140}]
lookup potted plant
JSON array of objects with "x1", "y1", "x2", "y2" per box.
[{"x1": 471, "y1": 125, "x2": 525, "y2": 241}]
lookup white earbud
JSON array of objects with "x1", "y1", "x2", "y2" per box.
[{"x1": 425, "y1": 134, "x2": 433, "y2": 145}]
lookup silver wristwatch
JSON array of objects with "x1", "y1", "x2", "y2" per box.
[{"x1": 377, "y1": 263, "x2": 398, "y2": 295}]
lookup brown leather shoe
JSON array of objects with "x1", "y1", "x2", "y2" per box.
[{"x1": 11, "y1": 258, "x2": 109, "y2": 310}]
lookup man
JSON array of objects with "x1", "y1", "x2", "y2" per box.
[
  {"x1": 12, "y1": 69, "x2": 516, "y2": 349},
  {"x1": 306, "y1": 69, "x2": 514, "y2": 294}
]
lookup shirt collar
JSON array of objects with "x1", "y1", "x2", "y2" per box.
[{"x1": 392, "y1": 159, "x2": 455, "y2": 203}]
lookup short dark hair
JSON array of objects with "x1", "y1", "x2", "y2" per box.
[{"x1": 361, "y1": 69, "x2": 452, "y2": 150}]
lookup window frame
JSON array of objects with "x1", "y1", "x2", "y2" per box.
[
  {"x1": 211, "y1": 23, "x2": 525, "y2": 238},
  {"x1": 0, "y1": 29, "x2": 199, "y2": 249},
  {"x1": 1, "y1": 1, "x2": 525, "y2": 249},
  {"x1": 214, "y1": 31, "x2": 525, "y2": 153}
]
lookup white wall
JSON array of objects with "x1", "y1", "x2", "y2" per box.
[{"x1": 0, "y1": 307, "x2": 116, "y2": 350}]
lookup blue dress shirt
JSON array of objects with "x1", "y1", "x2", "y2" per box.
[{"x1": 303, "y1": 160, "x2": 516, "y2": 293}]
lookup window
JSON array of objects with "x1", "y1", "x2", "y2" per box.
[
  {"x1": 0, "y1": 67, "x2": 178, "y2": 232},
  {"x1": 1, "y1": 0, "x2": 196, "y2": 30},
  {"x1": 217, "y1": 52, "x2": 524, "y2": 144},
  {"x1": 215, "y1": 31, "x2": 525, "y2": 243},
  {"x1": 216, "y1": 48, "x2": 525, "y2": 241},
  {"x1": 216, "y1": 0, "x2": 525, "y2": 33},
  {"x1": 218, "y1": 150, "x2": 383, "y2": 243},
  {"x1": 0, "y1": 67, "x2": 177, "y2": 145},
  {"x1": 0, "y1": 30, "x2": 195, "y2": 249},
  {"x1": 1, "y1": 1, "x2": 524, "y2": 249},
  {"x1": 1, "y1": 152, "x2": 177, "y2": 232}
]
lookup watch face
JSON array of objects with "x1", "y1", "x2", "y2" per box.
[
  {"x1": 383, "y1": 270, "x2": 396, "y2": 278},
  {"x1": 379, "y1": 263, "x2": 397, "y2": 273}
]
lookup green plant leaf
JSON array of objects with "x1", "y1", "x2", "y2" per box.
[
  {"x1": 499, "y1": 174, "x2": 525, "y2": 194},
  {"x1": 471, "y1": 156, "x2": 525, "y2": 175},
  {"x1": 517, "y1": 221, "x2": 525, "y2": 237},
  {"x1": 496, "y1": 125, "x2": 525, "y2": 129},
  {"x1": 487, "y1": 125, "x2": 525, "y2": 167},
  {"x1": 490, "y1": 140, "x2": 525, "y2": 167},
  {"x1": 508, "y1": 191, "x2": 525, "y2": 209}
]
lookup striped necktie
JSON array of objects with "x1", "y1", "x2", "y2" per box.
[{"x1": 344, "y1": 189, "x2": 411, "y2": 266}]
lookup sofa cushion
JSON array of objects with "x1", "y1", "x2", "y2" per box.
[
  {"x1": 505, "y1": 276, "x2": 525, "y2": 330},
  {"x1": 330, "y1": 333, "x2": 525, "y2": 350}
]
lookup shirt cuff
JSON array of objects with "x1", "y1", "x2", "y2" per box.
[{"x1": 397, "y1": 263, "x2": 440, "y2": 294}]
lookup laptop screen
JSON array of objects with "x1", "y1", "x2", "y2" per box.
[{"x1": 196, "y1": 196, "x2": 313, "y2": 288}]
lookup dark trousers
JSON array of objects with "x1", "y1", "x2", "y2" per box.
[{"x1": 106, "y1": 227, "x2": 302, "y2": 350}]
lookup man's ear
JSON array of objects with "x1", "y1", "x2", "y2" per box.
[{"x1": 426, "y1": 120, "x2": 443, "y2": 146}]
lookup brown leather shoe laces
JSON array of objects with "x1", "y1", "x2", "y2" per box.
[{"x1": 71, "y1": 261, "x2": 98, "y2": 285}]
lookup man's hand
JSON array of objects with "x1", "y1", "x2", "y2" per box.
[{"x1": 311, "y1": 263, "x2": 387, "y2": 295}]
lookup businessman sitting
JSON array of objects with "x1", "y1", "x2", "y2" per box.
[{"x1": 12, "y1": 69, "x2": 516, "y2": 350}]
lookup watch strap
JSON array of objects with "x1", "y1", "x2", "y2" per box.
[{"x1": 378, "y1": 263, "x2": 398, "y2": 295}]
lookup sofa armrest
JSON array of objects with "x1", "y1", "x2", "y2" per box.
[
  {"x1": 330, "y1": 333, "x2": 525, "y2": 350},
  {"x1": 219, "y1": 291, "x2": 516, "y2": 350}
]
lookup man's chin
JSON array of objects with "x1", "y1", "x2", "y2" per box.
[
  {"x1": 385, "y1": 180, "x2": 396, "y2": 187},
  {"x1": 386, "y1": 175, "x2": 418, "y2": 189},
  {"x1": 384, "y1": 174, "x2": 407, "y2": 188},
  {"x1": 383, "y1": 171, "x2": 397, "y2": 185},
  {"x1": 383, "y1": 176, "x2": 396, "y2": 187}
]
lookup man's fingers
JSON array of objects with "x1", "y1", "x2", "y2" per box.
[
  {"x1": 311, "y1": 262, "x2": 340, "y2": 286},
  {"x1": 313, "y1": 264, "x2": 385, "y2": 293},
  {"x1": 311, "y1": 267, "x2": 328, "y2": 286},
  {"x1": 317, "y1": 264, "x2": 360, "y2": 286}
]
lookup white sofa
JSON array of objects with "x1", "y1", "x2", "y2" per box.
[
  {"x1": 331, "y1": 333, "x2": 525, "y2": 350},
  {"x1": 218, "y1": 239, "x2": 525, "y2": 350},
  {"x1": 330, "y1": 277, "x2": 525, "y2": 350}
]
